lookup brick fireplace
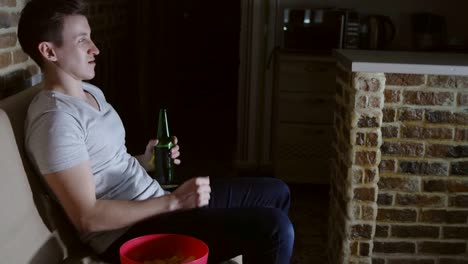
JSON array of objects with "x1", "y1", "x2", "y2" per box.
[{"x1": 329, "y1": 53, "x2": 468, "y2": 263}]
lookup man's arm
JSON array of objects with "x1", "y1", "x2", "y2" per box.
[{"x1": 44, "y1": 160, "x2": 210, "y2": 233}]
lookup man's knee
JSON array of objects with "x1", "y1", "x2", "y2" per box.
[
  {"x1": 266, "y1": 178, "x2": 291, "y2": 211},
  {"x1": 277, "y1": 209, "x2": 294, "y2": 244},
  {"x1": 251, "y1": 208, "x2": 295, "y2": 263},
  {"x1": 257, "y1": 208, "x2": 294, "y2": 241}
]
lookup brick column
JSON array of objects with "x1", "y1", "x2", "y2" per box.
[
  {"x1": 329, "y1": 65, "x2": 385, "y2": 264},
  {"x1": 331, "y1": 68, "x2": 468, "y2": 263}
]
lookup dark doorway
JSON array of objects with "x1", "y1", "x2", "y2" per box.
[{"x1": 142, "y1": 0, "x2": 241, "y2": 180}]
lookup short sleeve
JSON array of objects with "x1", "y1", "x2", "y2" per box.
[{"x1": 26, "y1": 111, "x2": 89, "y2": 174}]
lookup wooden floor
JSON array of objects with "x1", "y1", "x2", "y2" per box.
[{"x1": 289, "y1": 183, "x2": 329, "y2": 264}]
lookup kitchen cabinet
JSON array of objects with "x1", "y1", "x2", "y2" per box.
[{"x1": 273, "y1": 51, "x2": 336, "y2": 184}]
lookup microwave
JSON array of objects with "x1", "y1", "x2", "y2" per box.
[{"x1": 281, "y1": 8, "x2": 360, "y2": 51}]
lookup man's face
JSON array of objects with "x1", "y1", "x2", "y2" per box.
[{"x1": 53, "y1": 15, "x2": 99, "y2": 81}]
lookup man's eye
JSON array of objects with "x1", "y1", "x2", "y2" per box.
[{"x1": 78, "y1": 38, "x2": 85, "y2": 43}]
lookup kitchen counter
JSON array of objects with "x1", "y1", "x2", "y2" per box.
[{"x1": 335, "y1": 49, "x2": 468, "y2": 75}]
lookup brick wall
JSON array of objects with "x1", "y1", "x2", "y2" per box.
[
  {"x1": 329, "y1": 66, "x2": 468, "y2": 263},
  {"x1": 0, "y1": 0, "x2": 38, "y2": 99},
  {"x1": 375, "y1": 74, "x2": 468, "y2": 263}
]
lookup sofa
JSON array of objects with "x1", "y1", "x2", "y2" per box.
[{"x1": 0, "y1": 84, "x2": 241, "y2": 264}]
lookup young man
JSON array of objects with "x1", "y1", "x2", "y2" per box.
[{"x1": 18, "y1": 0, "x2": 294, "y2": 263}]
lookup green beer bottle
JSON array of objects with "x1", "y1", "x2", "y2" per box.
[{"x1": 153, "y1": 108, "x2": 175, "y2": 186}]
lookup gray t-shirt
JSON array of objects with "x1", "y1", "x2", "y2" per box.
[{"x1": 25, "y1": 82, "x2": 167, "y2": 253}]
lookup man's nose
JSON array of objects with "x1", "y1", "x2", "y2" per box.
[{"x1": 90, "y1": 41, "x2": 100, "y2": 55}]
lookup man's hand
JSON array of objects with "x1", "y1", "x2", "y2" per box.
[
  {"x1": 137, "y1": 136, "x2": 181, "y2": 171},
  {"x1": 169, "y1": 136, "x2": 181, "y2": 165},
  {"x1": 170, "y1": 177, "x2": 211, "y2": 210}
]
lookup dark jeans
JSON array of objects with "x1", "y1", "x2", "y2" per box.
[{"x1": 99, "y1": 177, "x2": 294, "y2": 264}]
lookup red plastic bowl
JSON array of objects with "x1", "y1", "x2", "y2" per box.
[{"x1": 120, "y1": 234, "x2": 209, "y2": 264}]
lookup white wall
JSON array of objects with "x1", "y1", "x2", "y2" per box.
[{"x1": 278, "y1": 0, "x2": 468, "y2": 50}]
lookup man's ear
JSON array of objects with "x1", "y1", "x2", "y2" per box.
[{"x1": 38, "y1": 42, "x2": 58, "y2": 62}]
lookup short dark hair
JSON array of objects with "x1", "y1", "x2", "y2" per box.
[{"x1": 17, "y1": 0, "x2": 88, "y2": 67}]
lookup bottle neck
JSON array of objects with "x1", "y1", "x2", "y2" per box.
[{"x1": 157, "y1": 109, "x2": 171, "y2": 142}]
